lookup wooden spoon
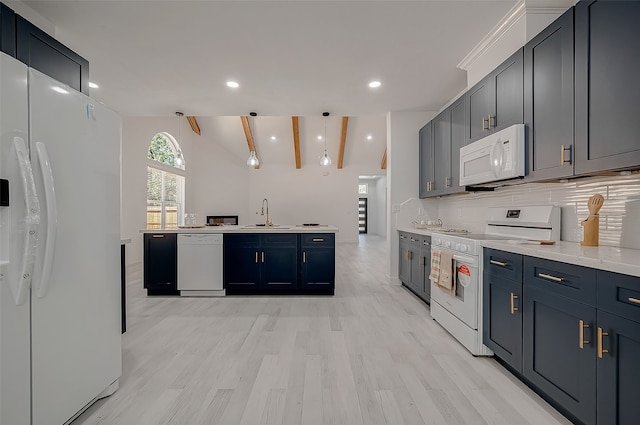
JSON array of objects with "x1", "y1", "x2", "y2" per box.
[{"x1": 588, "y1": 194, "x2": 604, "y2": 215}]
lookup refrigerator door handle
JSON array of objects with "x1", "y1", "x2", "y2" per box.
[
  {"x1": 34, "y1": 142, "x2": 58, "y2": 298},
  {"x1": 13, "y1": 137, "x2": 40, "y2": 305}
]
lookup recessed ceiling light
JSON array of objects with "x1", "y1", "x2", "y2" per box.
[
  {"x1": 317, "y1": 135, "x2": 323, "y2": 141},
  {"x1": 270, "y1": 136, "x2": 277, "y2": 142},
  {"x1": 226, "y1": 81, "x2": 239, "y2": 88},
  {"x1": 367, "y1": 135, "x2": 373, "y2": 140},
  {"x1": 88, "y1": 82, "x2": 99, "y2": 89},
  {"x1": 368, "y1": 81, "x2": 381, "y2": 88}
]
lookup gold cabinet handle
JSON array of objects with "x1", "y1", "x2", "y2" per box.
[
  {"x1": 628, "y1": 297, "x2": 640, "y2": 305},
  {"x1": 482, "y1": 116, "x2": 489, "y2": 131},
  {"x1": 487, "y1": 114, "x2": 495, "y2": 130},
  {"x1": 538, "y1": 273, "x2": 564, "y2": 282},
  {"x1": 152, "y1": 234, "x2": 165, "y2": 238},
  {"x1": 445, "y1": 177, "x2": 451, "y2": 187},
  {"x1": 510, "y1": 293, "x2": 519, "y2": 314},
  {"x1": 597, "y1": 327, "x2": 609, "y2": 359},
  {"x1": 490, "y1": 260, "x2": 507, "y2": 267},
  {"x1": 312, "y1": 238, "x2": 325, "y2": 242},
  {"x1": 579, "y1": 320, "x2": 590, "y2": 349},
  {"x1": 303, "y1": 251, "x2": 306, "y2": 263},
  {"x1": 262, "y1": 252, "x2": 265, "y2": 263},
  {"x1": 489, "y1": 114, "x2": 496, "y2": 129},
  {"x1": 400, "y1": 235, "x2": 406, "y2": 239},
  {"x1": 561, "y1": 144, "x2": 572, "y2": 165},
  {"x1": 255, "y1": 251, "x2": 259, "y2": 263}
]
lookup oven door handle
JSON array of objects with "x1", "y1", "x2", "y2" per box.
[{"x1": 452, "y1": 254, "x2": 478, "y2": 268}]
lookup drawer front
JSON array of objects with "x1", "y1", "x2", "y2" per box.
[
  {"x1": 484, "y1": 248, "x2": 523, "y2": 281},
  {"x1": 262, "y1": 233, "x2": 298, "y2": 247},
  {"x1": 597, "y1": 270, "x2": 640, "y2": 324},
  {"x1": 524, "y1": 256, "x2": 596, "y2": 306},
  {"x1": 301, "y1": 233, "x2": 335, "y2": 248},
  {"x1": 224, "y1": 234, "x2": 259, "y2": 247}
]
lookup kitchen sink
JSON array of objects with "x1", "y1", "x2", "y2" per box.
[{"x1": 243, "y1": 224, "x2": 290, "y2": 229}]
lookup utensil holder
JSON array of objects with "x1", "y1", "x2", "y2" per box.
[{"x1": 581, "y1": 214, "x2": 599, "y2": 246}]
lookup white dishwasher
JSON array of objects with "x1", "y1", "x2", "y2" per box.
[{"x1": 177, "y1": 234, "x2": 225, "y2": 296}]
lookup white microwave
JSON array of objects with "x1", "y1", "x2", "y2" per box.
[{"x1": 459, "y1": 124, "x2": 525, "y2": 186}]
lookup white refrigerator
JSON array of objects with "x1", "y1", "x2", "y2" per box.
[{"x1": 0, "y1": 52, "x2": 121, "y2": 425}]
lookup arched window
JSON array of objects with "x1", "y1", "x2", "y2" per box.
[{"x1": 146, "y1": 133, "x2": 186, "y2": 229}]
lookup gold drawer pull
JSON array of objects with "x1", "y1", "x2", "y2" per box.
[
  {"x1": 538, "y1": 273, "x2": 563, "y2": 282},
  {"x1": 597, "y1": 327, "x2": 609, "y2": 359},
  {"x1": 312, "y1": 238, "x2": 325, "y2": 242},
  {"x1": 628, "y1": 297, "x2": 640, "y2": 305},
  {"x1": 255, "y1": 251, "x2": 259, "y2": 263},
  {"x1": 303, "y1": 251, "x2": 306, "y2": 263},
  {"x1": 482, "y1": 116, "x2": 489, "y2": 131},
  {"x1": 262, "y1": 252, "x2": 265, "y2": 263},
  {"x1": 152, "y1": 234, "x2": 164, "y2": 238},
  {"x1": 510, "y1": 293, "x2": 519, "y2": 314},
  {"x1": 579, "y1": 320, "x2": 590, "y2": 349},
  {"x1": 490, "y1": 260, "x2": 507, "y2": 267}
]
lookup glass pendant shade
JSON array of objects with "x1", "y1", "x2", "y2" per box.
[
  {"x1": 320, "y1": 112, "x2": 332, "y2": 166},
  {"x1": 247, "y1": 150, "x2": 259, "y2": 166},
  {"x1": 320, "y1": 150, "x2": 332, "y2": 166}
]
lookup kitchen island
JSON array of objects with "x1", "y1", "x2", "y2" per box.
[{"x1": 140, "y1": 225, "x2": 338, "y2": 296}]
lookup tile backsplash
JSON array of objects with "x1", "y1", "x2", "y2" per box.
[{"x1": 433, "y1": 173, "x2": 640, "y2": 249}]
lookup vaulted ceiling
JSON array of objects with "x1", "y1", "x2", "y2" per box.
[{"x1": 24, "y1": 1, "x2": 520, "y2": 169}]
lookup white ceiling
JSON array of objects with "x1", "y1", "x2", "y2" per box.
[{"x1": 23, "y1": 0, "x2": 518, "y2": 168}]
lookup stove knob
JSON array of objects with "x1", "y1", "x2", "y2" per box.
[
  {"x1": 455, "y1": 243, "x2": 461, "y2": 251},
  {"x1": 460, "y1": 244, "x2": 468, "y2": 253},
  {"x1": 434, "y1": 238, "x2": 441, "y2": 245},
  {"x1": 445, "y1": 241, "x2": 451, "y2": 248}
]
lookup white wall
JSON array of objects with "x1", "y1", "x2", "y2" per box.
[
  {"x1": 121, "y1": 117, "x2": 249, "y2": 266},
  {"x1": 386, "y1": 111, "x2": 438, "y2": 282}
]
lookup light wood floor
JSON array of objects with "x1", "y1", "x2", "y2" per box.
[{"x1": 73, "y1": 235, "x2": 571, "y2": 425}]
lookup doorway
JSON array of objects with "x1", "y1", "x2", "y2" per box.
[{"x1": 359, "y1": 198, "x2": 368, "y2": 234}]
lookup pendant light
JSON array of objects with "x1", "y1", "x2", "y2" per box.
[
  {"x1": 320, "y1": 112, "x2": 332, "y2": 166},
  {"x1": 175, "y1": 111, "x2": 185, "y2": 167},
  {"x1": 247, "y1": 112, "x2": 260, "y2": 167}
]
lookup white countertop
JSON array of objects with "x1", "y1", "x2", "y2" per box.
[
  {"x1": 397, "y1": 226, "x2": 640, "y2": 278},
  {"x1": 140, "y1": 225, "x2": 339, "y2": 234}
]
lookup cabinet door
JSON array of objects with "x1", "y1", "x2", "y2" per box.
[
  {"x1": 525, "y1": 8, "x2": 574, "y2": 181},
  {"x1": 399, "y1": 235, "x2": 411, "y2": 284},
  {"x1": 491, "y1": 48, "x2": 523, "y2": 134},
  {"x1": 418, "y1": 122, "x2": 434, "y2": 197},
  {"x1": 466, "y1": 77, "x2": 492, "y2": 143},
  {"x1": 224, "y1": 235, "x2": 260, "y2": 292},
  {"x1": 483, "y1": 272, "x2": 522, "y2": 372},
  {"x1": 16, "y1": 16, "x2": 89, "y2": 94},
  {"x1": 575, "y1": 0, "x2": 640, "y2": 174},
  {"x1": 144, "y1": 233, "x2": 178, "y2": 294},
  {"x1": 523, "y1": 284, "x2": 597, "y2": 425},
  {"x1": 432, "y1": 109, "x2": 451, "y2": 195},
  {"x1": 261, "y1": 234, "x2": 298, "y2": 290},
  {"x1": 449, "y1": 96, "x2": 466, "y2": 191},
  {"x1": 301, "y1": 248, "x2": 335, "y2": 293},
  {"x1": 596, "y1": 310, "x2": 640, "y2": 425},
  {"x1": 0, "y1": 4, "x2": 16, "y2": 56}
]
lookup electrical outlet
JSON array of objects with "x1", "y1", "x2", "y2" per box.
[{"x1": 392, "y1": 204, "x2": 401, "y2": 213}]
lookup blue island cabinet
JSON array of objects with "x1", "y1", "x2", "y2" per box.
[
  {"x1": 300, "y1": 234, "x2": 335, "y2": 295},
  {"x1": 224, "y1": 233, "x2": 298, "y2": 294}
]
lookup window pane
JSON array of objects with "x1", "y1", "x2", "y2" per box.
[
  {"x1": 146, "y1": 201, "x2": 162, "y2": 229},
  {"x1": 164, "y1": 173, "x2": 178, "y2": 202},
  {"x1": 165, "y1": 203, "x2": 178, "y2": 228},
  {"x1": 359, "y1": 184, "x2": 368, "y2": 195},
  {"x1": 147, "y1": 167, "x2": 162, "y2": 201}
]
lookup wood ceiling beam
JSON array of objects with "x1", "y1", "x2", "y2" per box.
[
  {"x1": 381, "y1": 147, "x2": 387, "y2": 170},
  {"x1": 338, "y1": 116, "x2": 348, "y2": 169},
  {"x1": 292, "y1": 116, "x2": 301, "y2": 169},
  {"x1": 240, "y1": 115, "x2": 260, "y2": 169},
  {"x1": 185, "y1": 116, "x2": 201, "y2": 135}
]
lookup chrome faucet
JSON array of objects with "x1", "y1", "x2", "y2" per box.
[{"x1": 261, "y1": 198, "x2": 271, "y2": 226}]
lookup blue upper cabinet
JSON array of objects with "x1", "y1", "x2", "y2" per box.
[
  {"x1": 0, "y1": 3, "x2": 15, "y2": 56},
  {"x1": 465, "y1": 49, "x2": 523, "y2": 144},
  {"x1": 524, "y1": 7, "x2": 574, "y2": 181},
  {"x1": 16, "y1": 15, "x2": 89, "y2": 94},
  {"x1": 575, "y1": 0, "x2": 640, "y2": 175},
  {"x1": 418, "y1": 121, "x2": 434, "y2": 198}
]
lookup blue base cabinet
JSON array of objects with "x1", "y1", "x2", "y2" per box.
[
  {"x1": 483, "y1": 249, "x2": 523, "y2": 372},
  {"x1": 399, "y1": 232, "x2": 430, "y2": 304},
  {"x1": 143, "y1": 233, "x2": 179, "y2": 296},
  {"x1": 224, "y1": 233, "x2": 335, "y2": 295},
  {"x1": 484, "y1": 250, "x2": 640, "y2": 425},
  {"x1": 300, "y1": 234, "x2": 335, "y2": 294}
]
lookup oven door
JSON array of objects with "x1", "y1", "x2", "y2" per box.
[{"x1": 430, "y1": 249, "x2": 479, "y2": 329}]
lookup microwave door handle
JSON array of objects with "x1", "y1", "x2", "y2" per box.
[{"x1": 490, "y1": 140, "x2": 504, "y2": 179}]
